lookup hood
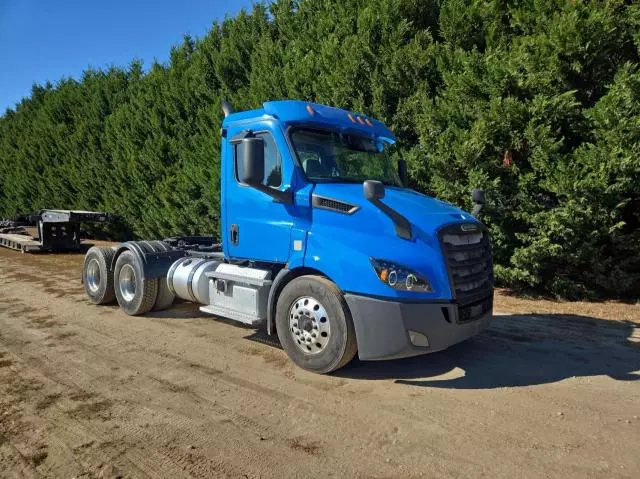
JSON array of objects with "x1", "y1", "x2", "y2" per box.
[
  {"x1": 306, "y1": 182, "x2": 481, "y2": 299},
  {"x1": 311, "y1": 183, "x2": 477, "y2": 237}
]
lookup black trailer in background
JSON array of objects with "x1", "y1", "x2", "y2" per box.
[{"x1": 0, "y1": 210, "x2": 109, "y2": 253}]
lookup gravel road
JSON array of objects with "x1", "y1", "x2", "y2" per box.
[{"x1": 0, "y1": 246, "x2": 638, "y2": 478}]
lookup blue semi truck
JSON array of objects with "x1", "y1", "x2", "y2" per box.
[{"x1": 82, "y1": 100, "x2": 493, "y2": 373}]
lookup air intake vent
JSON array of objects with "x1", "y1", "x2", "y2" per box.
[{"x1": 312, "y1": 195, "x2": 359, "y2": 215}]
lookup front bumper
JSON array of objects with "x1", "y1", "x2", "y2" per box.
[{"x1": 345, "y1": 294, "x2": 492, "y2": 361}]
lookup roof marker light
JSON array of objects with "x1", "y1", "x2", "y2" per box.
[
  {"x1": 348, "y1": 113, "x2": 356, "y2": 123},
  {"x1": 306, "y1": 105, "x2": 315, "y2": 116},
  {"x1": 365, "y1": 118, "x2": 373, "y2": 127},
  {"x1": 357, "y1": 116, "x2": 365, "y2": 125}
]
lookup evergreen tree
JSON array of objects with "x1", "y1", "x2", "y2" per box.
[{"x1": 0, "y1": 0, "x2": 638, "y2": 297}]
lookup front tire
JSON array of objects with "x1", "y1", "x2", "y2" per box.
[
  {"x1": 113, "y1": 251, "x2": 158, "y2": 315},
  {"x1": 276, "y1": 275, "x2": 357, "y2": 374}
]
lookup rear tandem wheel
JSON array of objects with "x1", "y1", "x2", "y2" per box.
[
  {"x1": 82, "y1": 246, "x2": 117, "y2": 305},
  {"x1": 113, "y1": 251, "x2": 159, "y2": 316}
]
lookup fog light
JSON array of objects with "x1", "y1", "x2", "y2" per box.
[{"x1": 408, "y1": 330, "x2": 429, "y2": 347}]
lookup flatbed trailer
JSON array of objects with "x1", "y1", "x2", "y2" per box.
[
  {"x1": 0, "y1": 209, "x2": 109, "y2": 253},
  {"x1": 0, "y1": 233, "x2": 44, "y2": 253}
]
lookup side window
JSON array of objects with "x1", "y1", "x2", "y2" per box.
[{"x1": 235, "y1": 133, "x2": 282, "y2": 188}]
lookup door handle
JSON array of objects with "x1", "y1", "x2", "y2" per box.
[{"x1": 230, "y1": 224, "x2": 239, "y2": 245}]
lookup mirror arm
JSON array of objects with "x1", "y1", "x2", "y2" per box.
[
  {"x1": 368, "y1": 197, "x2": 412, "y2": 240},
  {"x1": 250, "y1": 185, "x2": 293, "y2": 204},
  {"x1": 398, "y1": 159, "x2": 408, "y2": 188}
]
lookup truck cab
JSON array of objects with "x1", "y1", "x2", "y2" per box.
[
  {"x1": 83, "y1": 100, "x2": 493, "y2": 374},
  {"x1": 219, "y1": 100, "x2": 493, "y2": 371}
]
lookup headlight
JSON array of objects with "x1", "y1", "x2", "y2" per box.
[{"x1": 370, "y1": 258, "x2": 433, "y2": 292}]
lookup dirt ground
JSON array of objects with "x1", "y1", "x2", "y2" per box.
[{"x1": 0, "y1": 244, "x2": 638, "y2": 478}]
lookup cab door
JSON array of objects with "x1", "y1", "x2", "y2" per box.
[{"x1": 224, "y1": 122, "x2": 293, "y2": 263}]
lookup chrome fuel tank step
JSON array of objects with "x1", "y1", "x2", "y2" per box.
[{"x1": 200, "y1": 264, "x2": 272, "y2": 325}]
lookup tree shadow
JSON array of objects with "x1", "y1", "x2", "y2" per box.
[
  {"x1": 245, "y1": 329, "x2": 284, "y2": 350},
  {"x1": 498, "y1": 287, "x2": 637, "y2": 305},
  {"x1": 146, "y1": 302, "x2": 261, "y2": 331},
  {"x1": 145, "y1": 301, "x2": 208, "y2": 319},
  {"x1": 335, "y1": 314, "x2": 640, "y2": 389},
  {"x1": 23, "y1": 243, "x2": 95, "y2": 255}
]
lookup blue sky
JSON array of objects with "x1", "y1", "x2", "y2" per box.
[{"x1": 0, "y1": 0, "x2": 255, "y2": 113}]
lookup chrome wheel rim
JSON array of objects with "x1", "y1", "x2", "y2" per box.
[
  {"x1": 86, "y1": 259, "x2": 101, "y2": 293},
  {"x1": 119, "y1": 264, "x2": 136, "y2": 302},
  {"x1": 289, "y1": 296, "x2": 330, "y2": 355}
]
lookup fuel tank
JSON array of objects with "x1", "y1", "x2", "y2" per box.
[{"x1": 167, "y1": 257, "x2": 221, "y2": 304}]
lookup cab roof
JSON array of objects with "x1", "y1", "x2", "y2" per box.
[{"x1": 222, "y1": 100, "x2": 395, "y2": 141}]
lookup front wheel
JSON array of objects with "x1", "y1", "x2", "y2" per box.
[{"x1": 276, "y1": 275, "x2": 357, "y2": 374}]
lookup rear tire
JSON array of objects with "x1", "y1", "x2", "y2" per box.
[
  {"x1": 276, "y1": 275, "x2": 357, "y2": 374},
  {"x1": 114, "y1": 251, "x2": 158, "y2": 315},
  {"x1": 153, "y1": 277, "x2": 175, "y2": 311},
  {"x1": 82, "y1": 246, "x2": 116, "y2": 305}
]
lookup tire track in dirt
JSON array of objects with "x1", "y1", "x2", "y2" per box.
[
  {"x1": 0, "y1": 282, "x2": 486, "y2": 477},
  {"x1": 0, "y1": 295, "x2": 333, "y2": 477},
  {"x1": 0, "y1": 342, "x2": 256, "y2": 478},
  {"x1": 0, "y1": 305, "x2": 615, "y2": 478},
  {"x1": 0, "y1": 297, "x2": 545, "y2": 477},
  {"x1": 1, "y1": 250, "x2": 639, "y2": 478},
  {"x1": 0, "y1": 345, "x2": 166, "y2": 478}
]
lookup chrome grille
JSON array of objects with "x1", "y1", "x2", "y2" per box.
[{"x1": 439, "y1": 223, "x2": 493, "y2": 318}]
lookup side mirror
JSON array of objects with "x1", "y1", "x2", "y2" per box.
[
  {"x1": 241, "y1": 137, "x2": 265, "y2": 186},
  {"x1": 472, "y1": 188, "x2": 485, "y2": 205},
  {"x1": 363, "y1": 180, "x2": 385, "y2": 201},
  {"x1": 471, "y1": 188, "x2": 485, "y2": 217},
  {"x1": 239, "y1": 135, "x2": 293, "y2": 204},
  {"x1": 397, "y1": 160, "x2": 408, "y2": 187}
]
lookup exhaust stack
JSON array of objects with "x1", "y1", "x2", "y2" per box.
[{"x1": 221, "y1": 100, "x2": 233, "y2": 118}]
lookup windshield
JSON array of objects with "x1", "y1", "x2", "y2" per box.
[{"x1": 290, "y1": 129, "x2": 402, "y2": 187}]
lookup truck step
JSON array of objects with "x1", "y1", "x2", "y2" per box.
[{"x1": 200, "y1": 264, "x2": 272, "y2": 326}]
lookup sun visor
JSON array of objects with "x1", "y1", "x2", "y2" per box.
[{"x1": 263, "y1": 100, "x2": 395, "y2": 141}]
